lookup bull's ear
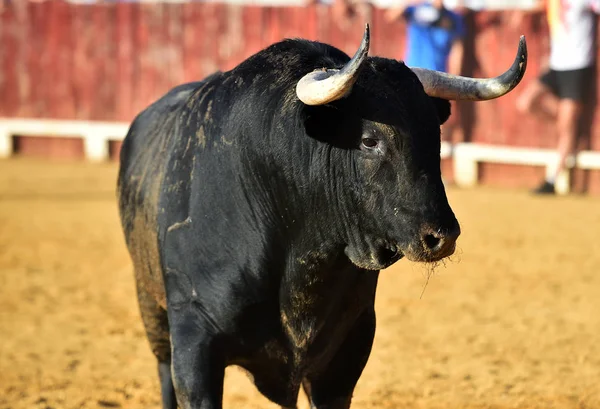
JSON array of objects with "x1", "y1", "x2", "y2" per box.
[{"x1": 429, "y1": 97, "x2": 451, "y2": 125}]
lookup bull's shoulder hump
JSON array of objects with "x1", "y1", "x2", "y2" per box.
[
  {"x1": 135, "y1": 71, "x2": 223, "y2": 119},
  {"x1": 122, "y1": 75, "x2": 222, "y2": 151},
  {"x1": 151, "y1": 77, "x2": 221, "y2": 114}
]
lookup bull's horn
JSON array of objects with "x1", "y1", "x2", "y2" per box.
[
  {"x1": 411, "y1": 35, "x2": 528, "y2": 101},
  {"x1": 296, "y1": 24, "x2": 370, "y2": 106}
]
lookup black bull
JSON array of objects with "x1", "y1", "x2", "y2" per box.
[{"x1": 117, "y1": 25, "x2": 527, "y2": 409}]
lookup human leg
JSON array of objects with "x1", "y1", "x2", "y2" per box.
[
  {"x1": 515, "y1": 73, "x2": 558, "y2": 121},
  {"x1": 532, "y1": 67, "x2": 591, "y2": 195},
  {"x1": 533, "y1": 98, "x2": 583, "y2": 194}
]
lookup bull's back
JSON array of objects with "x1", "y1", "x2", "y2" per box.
[{"x1": 117, "y1": 80, "x2": 209, "y2": 308}]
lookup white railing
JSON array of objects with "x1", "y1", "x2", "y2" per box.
[
  {"x1": 452, "y1": 143, "x2": 600, "y2": 195},
  {"x1": 0, "y1": 118, "x2": 130, "y2": 162},
  {"x1": 1, "y1": 117, "x2": 600, "y2": 195}
]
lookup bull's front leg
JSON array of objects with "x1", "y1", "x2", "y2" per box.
[
  {"x1": 164, "y1": 264, "x2": 225, "y2": 409},
  {"x1": 302, "y1": 309, "x2": 376, "y2": 409},
  {"x1": 168, "y1": 305, "x2": 225, "y2": 409}
]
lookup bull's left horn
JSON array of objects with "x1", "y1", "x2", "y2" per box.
[
  {"x1": 296, "y1": 24, "x2": 370, "y2": 106},
  {"x1": 411, "y1": 35, "x2": 528, "y2": 101}
]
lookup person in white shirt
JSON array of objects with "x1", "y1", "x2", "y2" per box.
[{"x1": 514, "y1": 0, "x2": 599, "y2": 194}]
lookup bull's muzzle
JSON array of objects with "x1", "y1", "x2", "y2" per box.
[{"x1": 414, "y1": 221, "x2": 461, "y2": 262}]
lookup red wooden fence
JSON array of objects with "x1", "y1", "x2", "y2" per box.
[{"x1": 1, "y1": 1, "x2": 599, "y2": 191}]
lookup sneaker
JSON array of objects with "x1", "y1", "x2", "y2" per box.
[{"x1": 532, "y1": 181, "x2": 556, "y2": 195}]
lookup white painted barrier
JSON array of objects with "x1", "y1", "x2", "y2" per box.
[
  {"x1": 1, "y1": 118, "x2": 600, "y2": 194},
  {"x1": 440, "y1": 140, "x2": 452, "y2": 159},
  {"x1": 452, "y1": 143, "x2": 600, "y2": 195},
  {"x1": 0, "y1": 118, "x2": 130, "y2": 162}
]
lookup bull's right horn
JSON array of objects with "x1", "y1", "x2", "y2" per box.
[
  {"x1": 296, "y1": 24, "x2": 370, "y2": 106},
  {"x1": 411, "y1": 35, "x2": 528, "y2": 101}
]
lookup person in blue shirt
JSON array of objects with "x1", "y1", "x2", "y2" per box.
[
  {"x1": 387, "y1": 0, "x2": 466, "y2": 74},
  {"x1": 386, "y1": 0, "x2": 466, "y2": 152}
]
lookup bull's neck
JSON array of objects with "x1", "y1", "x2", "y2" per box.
[{"x1": 234, "y1": 109, "x2": 361, "y2": 274}]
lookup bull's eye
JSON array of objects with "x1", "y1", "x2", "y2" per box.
[{"x1": 361, "y1": 138, "x2": 379, "y2": 149}]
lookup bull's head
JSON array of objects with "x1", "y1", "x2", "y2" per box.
[{"x1": 294, "y1": 24, "x2": 527, "y2": 269}]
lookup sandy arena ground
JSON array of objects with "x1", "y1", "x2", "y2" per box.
[{"x1": 1, "y1": 158, "x2": 600, "y2": 409}]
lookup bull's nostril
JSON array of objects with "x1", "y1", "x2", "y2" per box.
[{"x1": 423, "y1": 234, "x2": 442, "y2": 250}]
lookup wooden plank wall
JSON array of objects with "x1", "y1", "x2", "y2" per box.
[
  {"x1": 3, "y1": 1, "x2": 595, "y2": 144},
  {"x1": 1, "y1": 1, "x2": 599, "y2": 192}
]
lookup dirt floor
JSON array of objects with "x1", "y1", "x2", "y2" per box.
[{"x1": 1, "y1": 158, "x2": 600, "y2": 409}]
